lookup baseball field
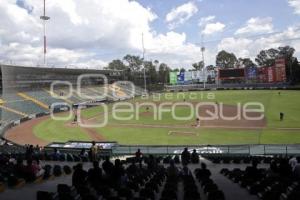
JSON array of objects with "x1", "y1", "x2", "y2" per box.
[{"x1": 6, "y1": 90, "x2": 300, "y2": 145}]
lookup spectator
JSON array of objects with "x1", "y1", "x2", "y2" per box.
[
  {"x1": 102, "y1": 156, "x2": 114, "y2": 176},
  {"x1": 191, "y1": 149, "x2": 199, "y2": 163},
  {"x1": 113, "y1": 159, "x2": 126, "y2": 186},
  {"x1": 146, "y1": 154, "x2": 157, "y2": 170},
  {"x1": 167, "y1": 159, "x2": 179, "y2": 177},
  {"x1": 90, "y1": 141, "x2": 98, "y2": 162},
  {"x1": 245, "y1": 160, "x2": 259, "y2": 179},
  {"x1": 135, "y1": 149, "x2": 143, "y2": 166},
  {"x1": 72, "y1": 163, "x2": 88, "y2": 189},
  {"x1": 181, "y1": 147, "x2": 191, "y2": 165},
  {"x1": 35, "y1": 145, "x2": 41, "y2": 154},
  {"x1": 278, "y1": 158, "x2": 292, "y2": 177},
  {"x1": 80, "y1": 148, "x2": 88, "y2": 160},
  {"x1": 289, "y1": 156, "x2": 298, "y2": 171},
  {"x1": 52, "y1": 148, "x2": 60, "y2": 160},
  {"x1": 14, "y1": 158, "x2": 26, "y2": 178},
  {"x1": 25, "y1": 145, "x2": 34, "y2": 160},
  {"x1": 127, "y1": 160, "x2": 138, "y2": 176},
  {"x1": 180, "y1": 165, "x2": 191, "y2": 177},
  {"x1": 196, "y1": 163, "x2": 211, "y2": 180},
  {"x1": 88, "y1": 161, "x2": 102, "y2": 187},
  {"x1": 266, "y1": 160, "x2": 279, "y2": 178},
  {"x1": 24, "y1": 159, "x2": 37, "y2": 181},
  {"x1": 32, "y1": 159, "x2": 44, "y2": 177},
  {"x1": 292, "y1": 157, "x2": 300, "y2": 180}
]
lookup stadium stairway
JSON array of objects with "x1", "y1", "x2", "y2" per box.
[
  {"x1": 0, "y1": 98, "x2": 27, "y2": 123},
  {"x1": 80, "y1": 87, "x2": 105, "y2": 100},
  {"x1": 25, "y1": 90, "x2": 66, "y2": 107},
  {"x1": 0, "y1": 105, "x2": 27, "y2": 117},
  {"x1": 17, "y1": 92, "x2": 50, "y2": 111},
  {"x1": 202, "y1": 157, "x2": 261, "y2": 200},
  {"x1": 109, "y1": 84, "x2": 127, "y2": 98}
]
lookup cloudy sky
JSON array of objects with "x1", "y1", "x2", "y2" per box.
[{"x1": 0, "y1": 0, "x2": 300, "y2": 69}]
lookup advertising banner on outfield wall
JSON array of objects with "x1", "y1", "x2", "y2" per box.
[
  {"x1": 267, "y1": 66, "x2": 276, "y2": 82},
  {"x1": 169, "y1": 72, "x2": 177, "y2": 85},
  {"x1": 184, "y1": 71, "x2": 192, "y2": 83},
  {"x1": 177, "y1": 71, "x2": 185, "y2": 84},
  {"x1": 245, "y1": 66, "x2": 257, "y2": 80},
  {"x1": 191, "y1": 71, "x2": 199, "y2": 80},
  {"x1": 275, "y1": 58, "x2": 286, "y2": 82},
  {"x1": 169, "y1": 70, "x2": 216, "y2": 84}
]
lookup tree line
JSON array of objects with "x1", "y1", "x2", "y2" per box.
[
  {"x1": 105, "y1": 55, "x2": 171, "y2": 90},
  {"x1": 214, "y1": 46, "x2": 299, "y2": 84},
  {"x1": 105, "y1": 45, "x2": 300, "y2": 87}
]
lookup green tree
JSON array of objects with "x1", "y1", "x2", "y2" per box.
[
  {"x1": 255, "y1": 48, "x2": 279, "y2": 67},
  {"x1": 107, "y1": 59, "x2": 126, "y2": 70},
  {"x1": 216, "y1": 50, "x2": 237, "y2": 68},
  {"x1": 237, "y1": 58, "x2": 256, "y2": 68},
  {"x1": 192, "y1": 61, "x2": 204, "y2": 70},
  {"x1": 144, "y1": 61, "x2": 157, "y2": 84},
  {"x1": 278, "y1": 46, "x2": 295, "y2": 82},
  {"x1": 180, "y1": 68, "x2": 186, "y2": 72},
  {"x1": 123, "y1": 54, "x2": 143, "y2": 71},
  {"x1": 158, "y1": 63, "x2": 170, "y2": 83},
  {"x1": 206, "y1": 65, "x2": 214, "y2": 71}
]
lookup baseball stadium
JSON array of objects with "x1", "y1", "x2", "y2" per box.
[
  {"x1": 1, "y1": 62, "x2": 299, "y2": 147},
  {"x1": 1, "y1": 0, "x2": 300, "y2": 200}
]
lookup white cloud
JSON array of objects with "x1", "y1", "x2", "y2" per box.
[
  {"x1": 202, "y1": 22, "x2": 225, "y2": 35},
  {"x1": 235, "y1": 17, "x2": 273, "y2": 35},
  {"x1": 218, "y1": 26, "x2": 300, "y2": 62},
  {"x1": 198, "y1": 15, "x2": 225, "y2": 35},
  {"x1": 2, "y1": 0, "x2": 297, "y2": 69},
  {"x1": 198, "y1": 15, "x2": 215, "y2": 27},
  {"x1": 0, "y1": 0, "x2": 204, "y2": 69},
  {"x1": 288, "y1": 0, "x2": 300, "y2": 15},
  {"x1": 165, "y1": 1, "x2": 198, "y2": 29}
]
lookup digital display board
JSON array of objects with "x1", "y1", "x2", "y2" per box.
[{"x1": 219, "y1": 68, "x2": 245, "y2": 79}]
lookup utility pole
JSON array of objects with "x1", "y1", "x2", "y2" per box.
[
  {"x1": 142, "y1": 33, "x2": 147, "y2": 93},
  {"x1": 40, "y1": 0, "x2": 50, "y2": 66}
]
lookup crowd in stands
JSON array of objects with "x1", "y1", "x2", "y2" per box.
[
  {"x1": 48, "y1": 152, "x2": 207, "y2": 200},
  {"x1": 34, "y1": 147, "x2": 223, "y2": 200},
  {"x1": 0, "y1": 146, "x2": 73, "y2": 189},
  {"x1": 3, "y1": 142, "x2": 300, "y2": 200}
]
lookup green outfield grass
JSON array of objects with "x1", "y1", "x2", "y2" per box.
[{"x1": 33, "y1": 90, "x2": 300, "y2": 145}]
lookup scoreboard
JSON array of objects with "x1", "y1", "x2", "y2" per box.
[{"x1": 218, "y1": 68, "x2": 245, "y2": 80}]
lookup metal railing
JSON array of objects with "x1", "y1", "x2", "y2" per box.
[{"x1": 111, "y1": 144, "x2": 300, "y2": 156}]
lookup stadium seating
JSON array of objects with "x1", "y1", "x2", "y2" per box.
[
  {"x1": 3, "y1": 93, "x2": 47, "y2": 115},
  {"x1": 0, "y1": 84, "x2": 144, "y2": 127},
  {"x1": 0, "y1": 143, "x2": 300, "y2": 200},
  {"x1": 0, "y1": 107, "x2": 24, "y2": 124},
  {"x1": 219, "y1": 156, "x2": 300, "y2": 200},
  {"x1": 25, "y1": 90, "x2": 65, "y2": 106}
]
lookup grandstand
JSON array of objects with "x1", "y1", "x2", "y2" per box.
[
  {"x1": 0, "y1": 64, "x2": 141, "y2": 127},
  {"x1": 2, "y1": 0, "x2": 300, "y2": 198},
  {"x1": 0, "y1": 64, "x2": 299, "y2": 200}
]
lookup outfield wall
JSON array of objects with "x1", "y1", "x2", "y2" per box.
[{"x1": 165, "y1": 82, "x2": 297, "y2": 92}]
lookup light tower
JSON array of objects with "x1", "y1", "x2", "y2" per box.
[
  {"x1": 201, "y1": 35, "x2": 206, "y2": 89},
  {"x1": 40, "y1": 0, "x2": 50, "y2": 66},
  {"x1": 142, "y1": 33, "x2": 147, "y2": 93}
]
